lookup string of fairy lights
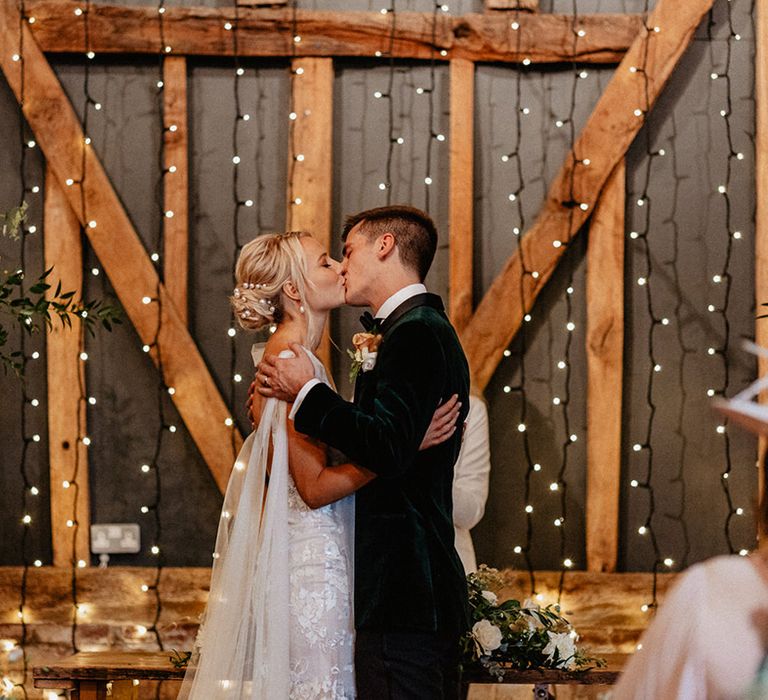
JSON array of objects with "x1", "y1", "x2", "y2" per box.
[
  {"x1": 550, "y1": 0, "x2": 589, "y2": 600},
  {"x1": 500, "y1": 6, "x2": 587, "y2": 597},
  {"x1": 10, "y1": 0, "x2": 32, "y2": 692},
  {"x1": 228, "y1": 0, "x2": 246, "y2": 452},
  {"x1": 665, "y1": 107, "x2": 694, "y2": 569},
  {"x1": 500, "y1": 6, "x2": 538, "y2": 595},
  {"x1": 627, "y1": 0, "x2": 669, "y2": 614},
  {"x1": 705, "y1": 1, "x2": 748, "y2": 556}
]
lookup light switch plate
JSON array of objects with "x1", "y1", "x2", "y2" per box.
[{"x1": 90, "y1": 523, "x2": 141, "y2": 554}]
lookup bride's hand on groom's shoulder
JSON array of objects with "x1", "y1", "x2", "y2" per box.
[{"x1": 256, "y1": 343, "x2": 315, "y2": 403}]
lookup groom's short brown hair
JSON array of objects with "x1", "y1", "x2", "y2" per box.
[{"x1": 342, "y1": 205, "x2": 438, "y2": 281}]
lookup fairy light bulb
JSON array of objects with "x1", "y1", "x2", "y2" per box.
[{"x1": 524, "y1": 505, "x2": 533, "y2": 513}]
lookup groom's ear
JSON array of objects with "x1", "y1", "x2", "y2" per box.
[{"x1": 376, "y1": 232, "x2": 396, "y2": 261}]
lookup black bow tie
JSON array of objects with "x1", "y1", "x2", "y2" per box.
[{"x1": 359, "y1": 311, "x2": 377, "y2": 331}]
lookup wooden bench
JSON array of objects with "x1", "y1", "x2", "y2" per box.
[
  {"x1": 461, "y1": 654, "x2": 628, "y2": 698},
  {"x1": 33, "y1": 651, "x2": 185, "y2": 699},
  {"x1": 34, "y1": 650, "x2": 627, "y2": 699}
]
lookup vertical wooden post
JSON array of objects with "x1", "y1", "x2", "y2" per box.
[
  {"x1": 287, "y1": 58, "x2": 334, "y2": 367},
  {"x1": 757, "y1": 0, "x2": 768, "y2": 542},
  {"x1": 45, "y1": 167, "x2": 92, "y2": 567},
  {"x1": 162, "y1": 56, "x2": 189, "y2": 325},
  {"x1": 449, "y1": 58, "x2": 475, "y2": 334},
  {"x1": 585, "y1": 160, "x2": 625, "y2": 572}
]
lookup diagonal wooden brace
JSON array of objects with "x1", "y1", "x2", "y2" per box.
[
  {"x1": 0, "y1": 0, "x2": 242, "y2": 493},
  {"x1": 461, "y1": 0, "x2": 715, "y2": 391}
]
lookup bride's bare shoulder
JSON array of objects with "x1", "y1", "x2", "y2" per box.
[{"x1": 263, "y1": 332, "x2": 300, "y2": 359}]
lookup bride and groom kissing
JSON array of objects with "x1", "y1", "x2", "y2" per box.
[{"x1": 179, "y1": 205, "x2": 472, "y2": 699}]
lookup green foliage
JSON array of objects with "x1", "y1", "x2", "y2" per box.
[
  {"x1": 169, "y1": 649, "x2": 192, "y2": 668},
  {"x1": 0, "y1": 205, "x2": 121, "y2": 376},
  {"x1": 461, "y1": 565, "x2": 605, "y2": 680},
  {"x1": 0, "y1": 203, "x2": 28, "y2": 240}
]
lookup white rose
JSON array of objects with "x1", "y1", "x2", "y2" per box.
[
  {"x1": 472, "y1": 619, "x2": 503, "y2": 655},
  {"x1": 361, "y1": 350, "x2": 377, "y2": 372},
  {"x1": 542, "y1": 631, "x2": 577, "y2": 668},
  {"x1": 481, "y1": 590, "x2": 498, "y2": 605}
]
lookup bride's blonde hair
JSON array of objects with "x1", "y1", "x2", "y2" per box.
[{"x1": 231, "y1": 232, "x2": 319, "y2": 344}]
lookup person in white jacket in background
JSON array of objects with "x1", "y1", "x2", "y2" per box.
[{"x1": 452, "y1": 394, "x2": 491, "y2": 574}]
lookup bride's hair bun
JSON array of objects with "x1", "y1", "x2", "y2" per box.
[{"x1": 230, "y1": 232, "x2": 309, "y2": 332}]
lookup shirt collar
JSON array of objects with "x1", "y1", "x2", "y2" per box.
[{"x1": 374, "y1": 283, "x2": 427, "y2": 321}]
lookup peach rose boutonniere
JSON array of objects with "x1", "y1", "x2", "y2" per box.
[{"x1": 347, "y1": 331, "x2": 383, "y2": 383}]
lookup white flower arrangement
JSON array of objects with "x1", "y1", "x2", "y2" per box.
[{"x1": 461, "y1": 565, "x2": 604, "y2": 678}]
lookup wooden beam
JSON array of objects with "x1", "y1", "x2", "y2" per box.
[
  {"x1": 448, "y1": 58, "x2": 475, "y2": 334},
  {"x1": 462, "y1": 0, "x2": 715, "y2": 390},
  {"x1": 757, "y1": 0, "x2": 768, "y2": 541},
  {"x1": 44, "y1": 168, "x2": 92, "y2": 567},
  {"x1": 485, "y1": 0, "x2": 539, "y2": 11},
  {"x1": 0, "y1": 0, "x2": 241, "y2": 493},
  {"x1": 287, "y1": 57, "x2": 334, "y2": 367},
  {"x1": 23, "y1": 2, "x2": 643, "y2": 65},
  {"x1": 162, "y1": 56, "x2": 189, "y2": 326},
  {"x1": 0, "y1": 566, "x2": 673, "y2": 653},
  {"x1": 585, "y1": 161, "x2": 625, "y2": 573}
]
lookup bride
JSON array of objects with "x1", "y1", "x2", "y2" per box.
[{"x1": 178, "y1": 231, "x2": 459, "y2": 699}]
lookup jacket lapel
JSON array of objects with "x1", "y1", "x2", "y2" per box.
[
  {"x1": 378, "y1": 293, "x2": 444, "y2": 336},
  {"x1": 352, "y1": 293, "x2": 445, "y2": 405}
]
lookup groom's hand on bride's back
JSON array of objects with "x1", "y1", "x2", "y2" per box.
[{"x1": 256, "y1": 343, "x2": 315, "y2": 403}]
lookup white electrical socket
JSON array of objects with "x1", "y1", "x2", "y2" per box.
[{"x1": 90, "y1": 523, "x2": 141, "y2": 554}]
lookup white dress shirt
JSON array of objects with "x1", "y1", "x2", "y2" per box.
[
  {"x1": 289, "y1": 284, "x2": 427, "y2": 418},
  {"x1": 452, "y1": 396, "x2": 491, "y2": 573}
]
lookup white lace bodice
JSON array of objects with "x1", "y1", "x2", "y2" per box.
[
  {"x1": 285, "y1": 348, "x2": 355, "y2": 699},
  {"x1": 178, "y1": 345, "x2": 355, "y2": 700}
]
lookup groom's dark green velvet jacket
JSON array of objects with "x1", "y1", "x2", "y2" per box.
[{"x1": 294, "y1": 294, "x2": 471, "y2": 636}]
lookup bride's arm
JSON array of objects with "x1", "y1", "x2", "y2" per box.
[
  {"x1": 286, "y1": 394, "x2": 463, "y2": 509},
  {"x1": 287, "y1": 416, "x2": 374, "y2": 509}
]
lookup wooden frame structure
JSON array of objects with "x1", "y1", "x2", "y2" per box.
[{"x1": 0, "y1": 0, "x2": 732, "y2": 588}]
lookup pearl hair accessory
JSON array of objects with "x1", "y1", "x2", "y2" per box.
[{"x1": 234, "y1": 282, "x2": 276, "y2": 318}]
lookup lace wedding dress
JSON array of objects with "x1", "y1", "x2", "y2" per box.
[{"x1": 178, "y1": 347, "x2": 356, "y2": 699}]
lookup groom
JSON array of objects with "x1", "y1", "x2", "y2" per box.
[{"x1": 258, "y1": 205, "x2": 471, "y2": 699}]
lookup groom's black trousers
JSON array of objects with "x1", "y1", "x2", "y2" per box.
[{"x1": 355, "y1": 630, "x2": 460, "y2": 700}]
